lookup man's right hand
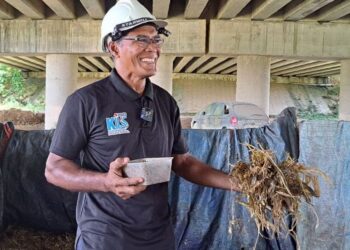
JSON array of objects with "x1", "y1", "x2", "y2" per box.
[{"x1": 105, "y1": 157, "x2": 146, "y2": 200}]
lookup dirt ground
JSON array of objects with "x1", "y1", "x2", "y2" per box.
[
  {"x1": 0, "y1": 109, "x2": 45, "y2": 130},
  {"x1": 0, "y1": 226, "x2": 75, "y2": 250}
]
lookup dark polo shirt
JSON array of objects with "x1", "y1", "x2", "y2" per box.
[{"x1": 49, "y1": 69, "x2": 188, "y2": 250}]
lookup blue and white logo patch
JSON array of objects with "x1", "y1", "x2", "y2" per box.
[{"x1": 106, "y1": 112, "x2": 130, "y2": 136}]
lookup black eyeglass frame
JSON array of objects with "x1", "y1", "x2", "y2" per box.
[{"x1": 121, "y1": 35, "x2": 164, "y2": 48}]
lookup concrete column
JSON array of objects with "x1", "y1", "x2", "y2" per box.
[
  {"x1": 151, "y1": 55, "x2": 174, "y2": 94},
  {"x1": 236, "y1": 55, "x2": 271, "y2": 115},
  {"x1": 45, "y1": 54, "x2": 77, "y2": 129},
  {"x1": 339, "y1": 60, "x2": 350, "y2": 120}
]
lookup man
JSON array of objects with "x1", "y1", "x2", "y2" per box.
[{"x1": 45, "y1": 0, "x2": 240, "y2": 249}]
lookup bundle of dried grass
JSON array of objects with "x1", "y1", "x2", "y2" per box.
[{"x1": 230, "y1": 145, "x2": 328, "y2": 245}]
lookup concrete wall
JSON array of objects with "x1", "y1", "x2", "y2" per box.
[
  {"x1": 27, "y1": 76, "x2": 338, "y2": 117},
  {"x1": 173, "y1": 77, "x2": 337, "y2": 116},
  {"x1": 173, "y1": 77, "x2": 235, "y2": 115}
]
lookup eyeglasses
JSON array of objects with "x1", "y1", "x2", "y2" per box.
[{"x1": 121, "y1": 35, "x2": 164, "y2": 48}]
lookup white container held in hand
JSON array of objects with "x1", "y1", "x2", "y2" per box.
[{"x1": 124, "y1": 157, "x2": 173, "y2": 185}]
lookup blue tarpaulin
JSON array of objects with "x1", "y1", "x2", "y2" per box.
[
  {"x1": 5, "y1": 108, "x2": 348, "y2": 250},
  {"x1": 170, "y1": 108, "x2": 298, "y2": 249},
  {"x1": 298, "y1": 121, "x2": 350, "y2": 250}
]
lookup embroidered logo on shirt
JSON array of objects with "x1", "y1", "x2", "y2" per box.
[{"x1": 106, "y1": 112, "x2": 130, "y2": 136}]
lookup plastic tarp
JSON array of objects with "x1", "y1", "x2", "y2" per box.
[
  {"x1": 0, "y1": 129, "x2": 77, "y2": 232},
  {"x1": 0, "y1": 107, "x2": 298, "y2": 249},
  {"x1": 298, "y1": 121, "x2": 350, "y2": 250},
  {"x1": 169, "y1": 107, "x2": 298, "y2": 250}
]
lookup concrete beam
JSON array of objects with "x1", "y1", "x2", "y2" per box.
[
  {"x1": 271, "y1": 58, "x2": 284, "y2": 64},
  {"x1": 270, "y1": 76, "x2": 330, "y2": 85},
  {"x1": 78, "y1": 65, "x2": 86, "y2": 72},
  {"x1": 3, "y1": 56, "x2": 45, "y2": 70},
  {"x1": 28, "y1": 71, "x2": 109, "y2": 78},
  {"x1": 80, "y1": 0, "x2": 105, "y2": 19},
  {"x1": 0, "y1": 57, "x2": 40, "y2": 71},
  {"x1": 184, "y1": 0, "x2": 209, "y2": 18},
  {"x1": 252, "y1": 0, "x2": 292, "y2": 20},
  {"x1": 5, "y1": 0, "x2": 45, "y2": 19},
  {"x1": 197, "y1": 57, "x2": 228, "y2": 73},
  {"x1": 152, "y1": 0, "x2": 170, "y2": 19},
  {"x1": 208, "y1": 58, "x2": 236, "y2": 74},
  {"x1": 272, "y1": 61, "x2": 337, "y2": 75},
  {"x1": 0, "y1": 1, "x2": 15, "y2": 19},
  {"x1": 209, "y1": 20, "x2": 350, "y2": 59},
  {"x1": 271, "y1": 60, "x2": 299, "y2": 69},
  {"x1": 221, "y1": 65, "x2": 237, "y2": 74},
  {"x1": 26, "y1": 70, "x2": 331, "y2": 86},
  {"x1": 185, "y1": 55, "x2": 211, "y2": 73},
  {"x1": 42, "y1": 0, "x2": 75, "y2": 19},
  {"x1": 318, "y1": 0, "x2": 350, "y2": 21},
  {"x1": 296, "y1": 67, "x2": 340, "y2": 77},
  {"x1": 78, "y1": 58, "x2": 99, "y2": 71},
  {"x1": 174, "y1": 56, "x2": 193, "y2": 72},
  {"x1": 288, "y1": 63, "x2": 340, "y2": 76},
  {"x1": 271, "y1": 60, "x2": 317, "y2": 74},
  {"x1": 18, "y1": 56, "x2": 45, "y2": 67},
  {"x1": 36, "y1": 56, "x2": 45, "y2": 60},
  {"x1": 284, "y1": 0, "x2": 335, "y2": 21},
  {"x1": 101, "y1": 56, "x2": 114, "y2": 68},
  {"x1": 85, "y1": 56, "x2": 109, "y2": 71},
  {"x1": 306, "y1": 69, "x2": 340, "y2": 77},
  {"x1": 0, "y1": 19, "x2": 206, "y2": 55},
  {"x1": 217, "y1": 0, "x2": 251, "y2": 19}
]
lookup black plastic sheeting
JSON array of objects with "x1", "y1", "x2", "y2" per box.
[
  {"x1": 0, "y1": 108, "x2": 299, "y2": 249},
  {"x1": 0, "y1": 129, "x2": 77, "y2": 233},
  {"x1": 297, "y1": 121, "x2": 350, "y2": 250}
]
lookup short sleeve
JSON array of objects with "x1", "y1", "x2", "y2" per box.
[
  {"x1": 49, "y1": 92, "x2": 89, "y2": 160},
  {"x1": 171, "y1": 104, "x2": 188, "y2": 155}
]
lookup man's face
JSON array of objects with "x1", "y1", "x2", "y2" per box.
[{"x1": 117, "y1": 25, "x2": 161, "y2": 78}]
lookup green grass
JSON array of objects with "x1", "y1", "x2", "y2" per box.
[{"x1": 298, "y1": 111, "x2": 338, "y2": 120}]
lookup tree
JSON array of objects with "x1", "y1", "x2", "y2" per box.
[{"x1": 0, "y1": 64, "x2": 25, "y2": 103}]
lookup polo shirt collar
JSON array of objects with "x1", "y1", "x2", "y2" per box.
[{"x1": 109, "y1": 69, "x2": 154, "y2": 101}]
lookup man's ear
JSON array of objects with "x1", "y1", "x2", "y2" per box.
[{"x1": 108, "y1": 42, "x2": 120, "y2": 58}]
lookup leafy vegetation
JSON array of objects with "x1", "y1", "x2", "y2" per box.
[
  {"x1": 297, "y1": 85, "x2": 339, "y2": 120},
  {"x1": 0, "y1": 64, "x2": 45, "y2": 112}
]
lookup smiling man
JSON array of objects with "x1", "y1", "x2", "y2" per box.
[{"x1": 45, "y1": 0, "x2": 240, "y2": 249}]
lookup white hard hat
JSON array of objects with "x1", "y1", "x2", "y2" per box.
[{"x1": 101, "y1": 0, "x2": 169, "y2": 51}]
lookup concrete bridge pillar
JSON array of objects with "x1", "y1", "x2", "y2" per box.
[
  {"x1": 236, "y1": 55, "x2": 271, "y2": 115},
  {"x1": 339, "y1": 60, "x2": 350, "y2": 121},
  {"x1": 45, "y1": 54, "x2": 77, "y2": 129},
  {"x1": 150, "y1": 55, "x2": 174, "y2": 94}
]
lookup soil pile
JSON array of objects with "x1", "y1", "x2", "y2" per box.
[{"x1": 0, "y1": 108, "x2": 44, "y2": 125}]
